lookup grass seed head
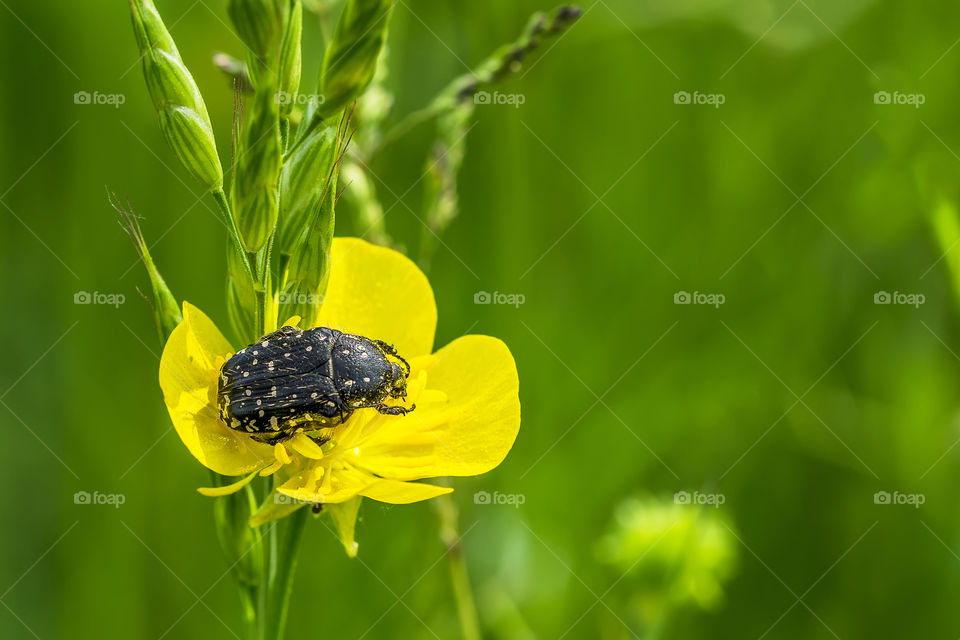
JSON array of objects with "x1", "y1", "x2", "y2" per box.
[{"x1": 130, "y1": 0, "x2": 223, "y2": 190}]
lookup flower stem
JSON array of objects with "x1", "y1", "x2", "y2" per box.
[
  {"x1": 435, "y1": 493, "x2": 481, "y2": 640},
  {"x1": 209, "y1": 471, "x2": 263, "y2": 640},
  {"x1": 262, "y1": 506, "x2": 308, "y2": 640},
  {"x1": 255, "y1": 513, "x2": 273, "y2": 640}
]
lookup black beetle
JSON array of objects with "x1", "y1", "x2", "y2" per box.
[{"x1": 217, "y1": 326, "x2": 415, "y2": 444}]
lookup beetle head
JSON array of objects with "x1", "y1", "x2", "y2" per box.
[{"x1": 387, "y1": 355, "x2": 411, "y2": 399}]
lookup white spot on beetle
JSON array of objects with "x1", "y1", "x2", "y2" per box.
[
  {"x1": 363, "y1": 377, "x2": 371, "y2": 382},
  {"x1": 242, "y1": 371, "x2": 249, "y2": 378},
  {"x1": 262, "y1": 341, "x2": 269, "y2": 347},
  {"x1": 306, "y1": 346, "x2": 313, "y2": 352},
  {"x1": 245, "y1": 389, "x2": 252, "y2": 396},
  {"x1": 259, "y1": 410, "x2": 265, "y2": 417}
]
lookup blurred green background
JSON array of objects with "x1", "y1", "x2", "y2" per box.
[{"x1": 4, "y1": 0, "x2": 960, "y2": 637}]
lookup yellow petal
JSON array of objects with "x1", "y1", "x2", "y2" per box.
[
  {"x1": 317, "y1": 238, "x2": 436, "y2": 358},
  {"x1": 197, "y1": 470, "x2": 259, "y2": 496},
  {"x1": 159, "y1": 302, "x2": 274, "y2": 475},
  {"x1": 359, "y1": 479, "x2": 453, "y2": 504},
  {"x1": 353, "y1": 335, "x2": 520, "y2": 479},
  {"x1": 280, "y1": 315, "x2": 301, "y2": 328}
]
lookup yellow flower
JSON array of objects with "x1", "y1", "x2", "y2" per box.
[{"x1": 159, "y1": 238, "x2": 520, "y2": 513}]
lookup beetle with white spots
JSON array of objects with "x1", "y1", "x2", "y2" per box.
[{"x1": 217, "y1": 326, "x2": 415, "y2": 444}]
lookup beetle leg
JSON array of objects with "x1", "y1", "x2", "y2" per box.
[
  {"x1": 375, "y1": 403, "x2": 416, "y2": 416},
  {"x1": 251, "y1": 430, "x2": 291, "y2": 445}
]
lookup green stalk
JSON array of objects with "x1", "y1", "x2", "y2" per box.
[
  {"x1": 209, "y1": 470, "x2": 262, "y2": 640},
  {"x1": 280, "y1": 118, "x2": 290, "y2": 154},
  {"x1": 238, "y1": 583, "x2": 257, "y2": 640},
  {"x1": 369, "y1": 5, "x2": 582, "y2": 162},
  {"x1": 256, "y1": 522, "x2": 272, "y2": 640},
  {"x1": 238, "y1": 483, "x2": 260, "y2": 640},
  {"x1": 435, "y1": 493, "x2": 481, "y2": 640},
  {"x1": 254, "y1": 231, "x2": 275, "y2": 337},
  {"x1": 213, "y1": 188, "x2": 263, "y2": 335},
  {"x1": 264, "y1": 506, "x2": 308, "y2": 640},
  {"x1": 213, "y1": 187, "x2": 257, "y2": 284}
]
